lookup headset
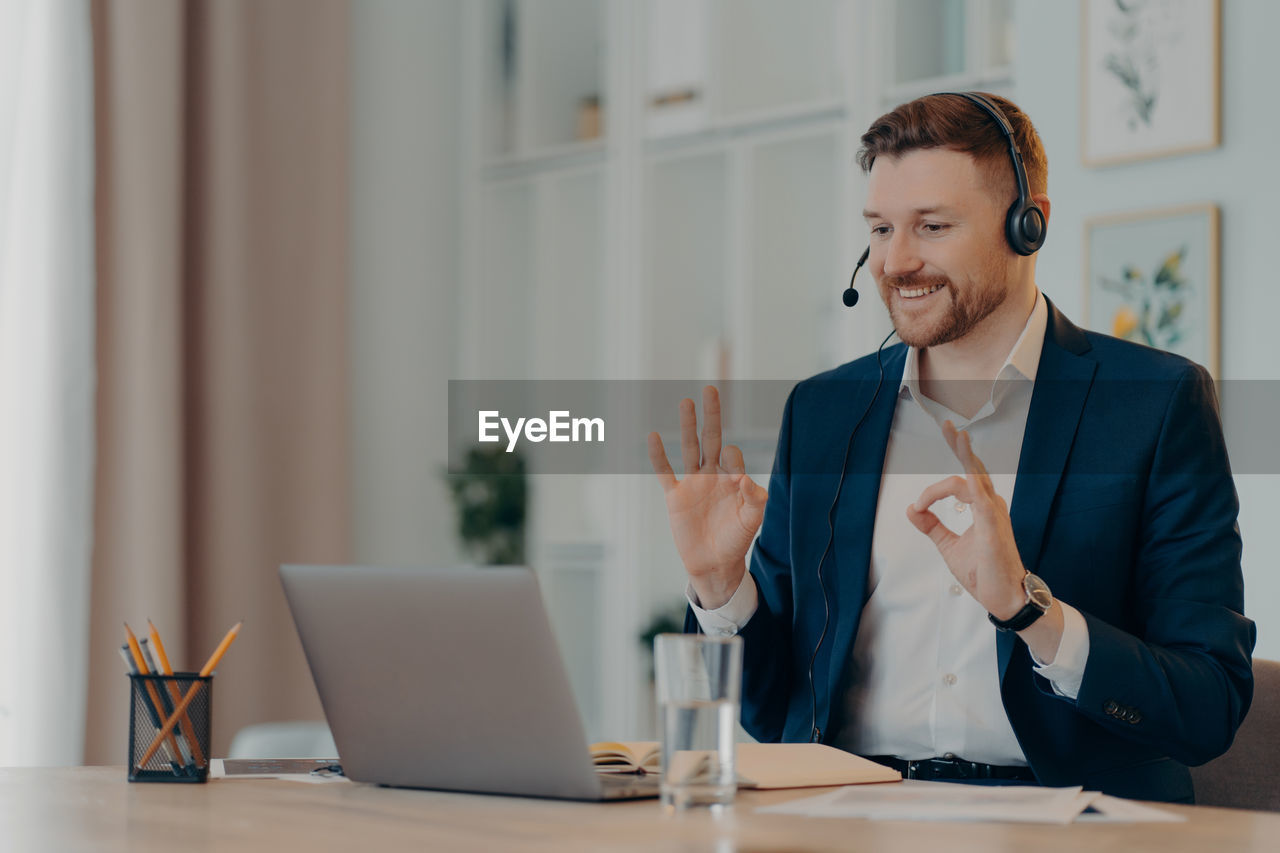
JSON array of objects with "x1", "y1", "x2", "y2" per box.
[
  {"x1": 842, "y1": 92, "x2": 1046, "y2": 310},
  {"x1": 956, "y1": 91, "x2": 1047, "y2": 257},
  {"x1": 815, "y1": 93, "x2": 1044, "y2": 743}
]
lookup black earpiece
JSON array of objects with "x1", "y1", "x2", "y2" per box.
[{"x1": 1009, "y1": 198, "x2": 1046, "y2": 256}]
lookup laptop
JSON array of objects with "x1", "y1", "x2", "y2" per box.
[{"x1": 279, "y1": 563, "x2": 659, "y2": 801}]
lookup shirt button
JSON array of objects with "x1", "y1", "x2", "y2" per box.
[
  {"x1": 954, "y1": 501, "x2": 968, "y2": 514},
  {"x1": 949, "y1": 583, "x2": 963, "y2": 596},
  {"x1": 942, "y1": 673, "x2": 957, "y2": 686}
]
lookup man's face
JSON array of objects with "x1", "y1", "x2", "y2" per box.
[{"x1": 862, "y1": 148, "x2": 1015, "y2": 349}]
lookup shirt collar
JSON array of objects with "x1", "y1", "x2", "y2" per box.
[
  {"x1": 899, "y1": 289, "x2": 1048, "y2": 411},
  {"x1": 1003, "y1": 289, "x2": 1048, "y2": 383}
]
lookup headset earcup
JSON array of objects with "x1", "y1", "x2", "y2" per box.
[{"x1": 1006, "y1": 202, "x2": 1046, "y2": 256}]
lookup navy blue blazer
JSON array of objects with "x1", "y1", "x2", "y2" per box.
[{"x1": 690, "y1": 299, "x2": 1255, "y2": 803}]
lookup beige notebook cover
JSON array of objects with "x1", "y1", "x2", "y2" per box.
[
  {"x1": 591, "y1": 741, "x2": 901, "y2": 789},
  {"x1": 736, "y1": 743, "x2": 901, "y2": 789}
]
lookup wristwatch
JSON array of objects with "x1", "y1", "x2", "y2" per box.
[{"x1": 987, "y1": 572, "x2": 1053, "y2": 632}]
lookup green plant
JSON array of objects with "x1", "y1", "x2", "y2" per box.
[{"x1": 444, "y1": 446, "x2": 527, "y2": 565}]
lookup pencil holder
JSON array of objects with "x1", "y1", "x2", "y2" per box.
[{"x1": 127, "y1": 673, "x2": 213, "y2": 783}]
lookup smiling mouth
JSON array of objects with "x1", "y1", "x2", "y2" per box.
[{"x1": 897, "y1": 283, "x2": 945, "y2": 299}]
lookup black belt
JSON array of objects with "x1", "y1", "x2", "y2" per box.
[{"x1": 867, "y1": 754, "x2": 1037, "y2": 782}]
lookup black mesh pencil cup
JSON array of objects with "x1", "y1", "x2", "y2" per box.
[{"x1": 128, "y1": 673, "x2": 213, "y2": 782}]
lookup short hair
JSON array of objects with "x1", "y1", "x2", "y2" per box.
[{"x1": 856, "y1": 92, "x2": 1048, "y2": 198}]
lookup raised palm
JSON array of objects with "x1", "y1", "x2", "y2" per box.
[{"x1": 648, "y1": 386, "x2": 767, "y2": 609}]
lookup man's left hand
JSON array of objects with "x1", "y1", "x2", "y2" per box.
[{"x1": 906, "y1": 420, "x2": 1027, "y2": 621}]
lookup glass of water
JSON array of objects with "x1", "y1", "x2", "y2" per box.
[{"x1": 653, "y1": 633, "x2": 743, "y2": 811}]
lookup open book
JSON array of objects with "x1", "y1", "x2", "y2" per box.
[
  {"x1": 590, "y1": 741, "x2": 660, "y2": 774},
  {"x1": 589, "y1": 741, "x2": 901, "y2": 789}
]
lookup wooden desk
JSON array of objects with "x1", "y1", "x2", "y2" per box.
[{"x1": 2, "y1": 766, "x2": 1275, "y2": 852}]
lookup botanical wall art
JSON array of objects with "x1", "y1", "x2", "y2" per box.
[
  {"x1": 1082, "y1": 0, "x2": 1220, "y2": 165},
  {"x1": 1084, "y1": 203, "x2": 1220, "y2": 376}
]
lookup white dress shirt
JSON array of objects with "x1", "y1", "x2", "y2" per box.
[{"x1": 689, "y1": 291, "x2": 1090, "y2": 765}]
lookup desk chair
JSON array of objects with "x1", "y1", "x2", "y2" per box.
[
  {"x1": 227, "y1": 721, "x2": 338, "y2": 759},
  {"x1": 1189, "y1": 658, "x2": 1280, "y2": 811}
]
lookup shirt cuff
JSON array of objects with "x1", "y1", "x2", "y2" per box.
[
  {"x1": 1030, "y1": 601, "x2": 1090, "y2": 701},
  {"x1": 686, "y1": 573, "x2": 759, "y2": 637}
]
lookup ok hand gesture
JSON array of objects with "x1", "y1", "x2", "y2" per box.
[{"x1": 906, "y1": 420, "x2": 1028, "y2": 621}]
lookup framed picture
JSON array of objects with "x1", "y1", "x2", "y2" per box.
[
  {"x1": 1081, "y1": 0, "x2": 1221, "y2": 166},
  {"x1": 1084, "y1": 203, "x2": 1219, "y2": 377}
]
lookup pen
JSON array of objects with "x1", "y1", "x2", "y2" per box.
[
  {"x1": 147, "y1": 620, "x2": 207, "y2": 769},
  {"x1": 136, "y1": 622, "x2": 242, "y2": 771}
]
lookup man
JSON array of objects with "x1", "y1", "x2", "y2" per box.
[{"x1": 647, "y1": 93, "x2": 1253, "y2": 803}]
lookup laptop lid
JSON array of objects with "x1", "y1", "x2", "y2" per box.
[{"x1": 279, "y1": 564, "x2": 624, "y2": 800}]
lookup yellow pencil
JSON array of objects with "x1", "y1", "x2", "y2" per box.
[
  {"x1": 147, "y1": 620, "x2": 207, "y2": 768},
  {"x1": 197, "y1": 621, "x2": 242, "y2": 677},
  {"x1": 136, "y1": 622, "x2": 241, "y2": 771},
  {"x1": 124, "y1": 623, "x2": 185, "y2": 771}
]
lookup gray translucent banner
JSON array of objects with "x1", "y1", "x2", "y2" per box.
[{"x1": 447, "y1": 380, "x2": 1280, "y2": 476}]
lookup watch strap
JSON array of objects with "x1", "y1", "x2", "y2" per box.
[{"x1": 988, "y1": 601, "x2": 1047, "y2": 632}]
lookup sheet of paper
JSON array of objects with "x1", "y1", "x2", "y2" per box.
[
  {"x1": 1076, "y1": 794, "x2": 1186, "y2": 823},
  {"x1": 210, "y1": 758, "x2": 350, "y2": 784},
  {"x1": 758, "y1": 779, "x2": 1097, "y2": 824}
]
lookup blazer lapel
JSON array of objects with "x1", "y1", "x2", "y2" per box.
[{"x1": 998, "y1": 299, "x2": 1097, "y2": 681}]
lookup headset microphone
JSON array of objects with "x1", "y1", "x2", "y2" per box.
[{"x1": 843, "y1": 246, "x2": 870, "y2": 307}]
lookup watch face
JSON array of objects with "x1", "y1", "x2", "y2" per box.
[{"x1": 1024, "y1": 573, "x2": 1053, "y2": 610}]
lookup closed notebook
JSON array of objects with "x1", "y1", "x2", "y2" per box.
[
  {"x1": 589, "y1": 741, "x2": 901, "y2": 789},
  {"x1": 734, "y1": 743, "x2": 901, "y2": 789}
]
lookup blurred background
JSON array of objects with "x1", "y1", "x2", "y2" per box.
[{"x1": 1, "y1": 0, "x2": 1275, "y2": 767}]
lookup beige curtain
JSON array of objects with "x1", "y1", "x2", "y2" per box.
[{"x1": 87, "y1": 0, "x2": 351, "y2": 763}]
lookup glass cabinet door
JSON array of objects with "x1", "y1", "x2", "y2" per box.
[
  {"x1": 886, "y1": 0, "x2": 1015, "y2": 95},
  {"x1": 643, "y1": 151, "x2": 730, "y2": 380},
  {"x1": 714, "y1": 0, "x2": 843, "y2": 119},
  {"x1": 644, "y1": 0, "x2": 844, "y2": 136},
  {"x1": 484, "y1": 0, "x2": 606, "y2": 159},
  {"x1": 893, "y1": 0, "x2": 967, "y2": 85}
]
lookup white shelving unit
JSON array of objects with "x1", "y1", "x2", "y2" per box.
[
  {"x1": 479, "y1": 0, "x2": 606, "y2": 163},
  {"x1": 457, "y1": 0, "x2": 1017, "y2": 742}
]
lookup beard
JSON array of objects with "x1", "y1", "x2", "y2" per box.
[{"x1": 879, "y1": 272, "x2": 1007, "y2": 349}]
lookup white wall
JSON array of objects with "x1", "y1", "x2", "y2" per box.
[
  {"x1": 1017, "y1": 0, "x2": 1280, "y2": 659},
  {"x1": 349, "y1": 0, "x2": 464, "y2": 568}
]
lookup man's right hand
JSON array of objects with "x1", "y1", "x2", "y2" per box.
[{"x1": 647, "y1": 385, "x2": 768, "y2": 610}]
